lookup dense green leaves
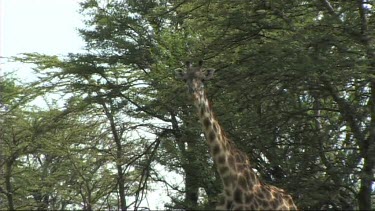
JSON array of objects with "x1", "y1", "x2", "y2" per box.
[{"x1": 1, "y1": 0, "x2": 374, "y2": 210}]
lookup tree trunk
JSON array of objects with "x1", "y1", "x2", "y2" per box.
[
  {"x1": 117, "y1": 164, "x2": 127, "y2": 211},
  {"x1": 358, "y1": 81, "x2": 375, "y2": 210},
  {"x1": 185, "y1": 169, "x2": 199, "y2": 210},
  {"x1": 357, "y1": 157, "x2": 373, "y2": 210},
  {"x1": 101, "y1": 100, "x2": 127, "y2": 211},
  {"x1": 184, "y1": 169, "x2": 199, "y2": 210},
  {"x1": 203, "y1": 170, "x2": 222, "y2": 210},
  {"x1": 184, "y1": 141, "x2": 200, "y2": 210},
  {"x1": 5, "y1": 160, "x2": 14, "y2": 210}
]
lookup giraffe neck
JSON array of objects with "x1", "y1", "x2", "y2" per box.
[
  {"x1": 192, "y1": 89, "x2": 260, "y2": 189},
  {"x1": 192, "y1": 90, "x2": 224, "y2": 155},
  {"x1": 190, "y1": 88, "x2": 297, "y2": 210}
]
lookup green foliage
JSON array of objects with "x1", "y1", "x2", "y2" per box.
[{"x1": 2, "y1": 0, "x2": 375, "y2": 210}]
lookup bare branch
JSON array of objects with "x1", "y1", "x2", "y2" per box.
[{"x1": 321, "y1": 0, "x2": 337, "y2": 17}]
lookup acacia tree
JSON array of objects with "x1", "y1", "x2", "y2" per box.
[
  {"x1": 10, "y1": 0, "x2": 375, "y2": 210},
  {"x1": 76, "y1": 1, "x2": 222, "y2": 209},
  {"x1": 16, "y1": 52, "x2": 166, "y2": 210},
  {"x1": 169, "y1": 0, "x2": 375, "y2": 209}
]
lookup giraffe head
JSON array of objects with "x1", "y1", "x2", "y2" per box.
[{"x1": 175, "y1": 61, "x2": 215, "y2": 94}]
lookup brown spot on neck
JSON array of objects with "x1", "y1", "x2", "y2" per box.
[{"x1": 203, "y1": 117, "x2": 211, "y2": 129}]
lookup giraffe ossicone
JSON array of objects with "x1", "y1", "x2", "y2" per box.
[{"x1": 176, "y1": 61, "x2": 298, "y2": 210}]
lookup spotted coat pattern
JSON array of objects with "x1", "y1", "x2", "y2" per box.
[{"x1": 176, "y1": 61, "x2": 298, "y2": 210}]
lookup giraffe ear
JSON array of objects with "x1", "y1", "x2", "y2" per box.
[
  {"x1": 175, "y1": 68, "x2": 186, "y2": 80},
  {"x1": 203, "y1": 68, "x2": 215, "y2": 80}
]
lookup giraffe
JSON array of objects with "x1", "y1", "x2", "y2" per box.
[{"x1": 175, "y1": 61, "x2": 298, "y2": 210}]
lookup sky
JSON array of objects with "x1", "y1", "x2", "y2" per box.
[
  {"x1": 1, "y1": 0, "x2": 85, "y2": 82},
  {"x1": 0, "y1": 0, "x2": 180, "y2": 209}
]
